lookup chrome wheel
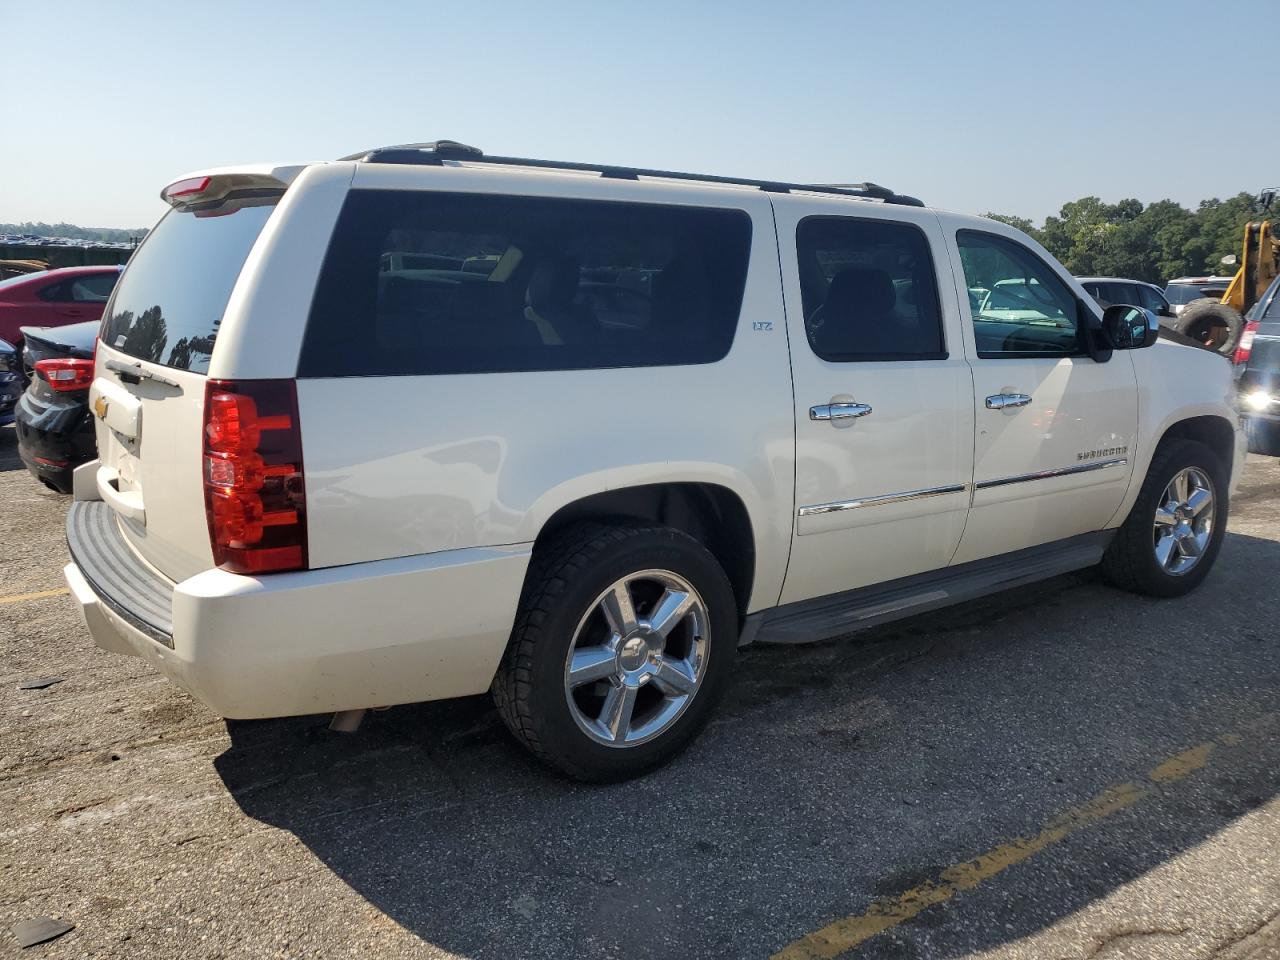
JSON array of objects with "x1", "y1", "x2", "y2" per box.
[
  {"x1": 563, "y1": 569, "x2": 709, "y2": 748},
  {"x1": 1152, "y1": 467, "x2": 1215, "y2": 575}
]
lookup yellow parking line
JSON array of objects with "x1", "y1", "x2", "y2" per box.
[
  {"x1": 771, "y1": 739, "x2": 1227, "y2": 960},
  {"x1": 0, "y1": 588, "x2": 70, "y2": 605}
]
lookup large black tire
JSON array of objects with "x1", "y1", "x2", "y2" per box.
[
  {"x1": 492, "y1": 521, "x2": 738, "y2": 782},
  {"x1": 1100, "y1": 439, "x2": 1228, "y2": 597},
  {"x1": 1173, "y1": 299, "x2": 1243, "y2": 356}
]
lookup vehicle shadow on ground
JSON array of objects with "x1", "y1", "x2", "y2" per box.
[
  {"x1": 215, "y1": 531, "x2": 1280, "y2": 959},
  {"x1": 0, "y1": 424, "x2": 26, "y2": 472}
]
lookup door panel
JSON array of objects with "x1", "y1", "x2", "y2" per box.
[
  {"x1": 774, "y1": 197, "x2": 975, "y2": 606},
  {"x1": 946, "y1": 226, "x2": 1138, "y2": 564}
]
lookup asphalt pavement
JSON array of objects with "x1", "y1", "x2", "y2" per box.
[{"x1": 2, "y1": 424, "x2": 1278, "y2": 959}]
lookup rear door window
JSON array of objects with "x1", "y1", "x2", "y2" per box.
[
  {"x1": 299, "y1": 191, "x2": 753, "y2": 377},
  {"x1": 100, "y1": 200, "x2": 277, "y2": 373},
  {"x1": 1107, "y1": 282, "x2": 1140, "y2": 306},
  {"x1": 794, "y1": 216, "x2": 945, "y2": 361}
]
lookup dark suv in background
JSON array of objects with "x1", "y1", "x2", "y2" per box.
[
  {"x1": 1235, "y1": 274, "x2": 1280, "y2": 456},
  {"x1": 1078, "y1": 277, "x2": 1175, "y2": 318}
]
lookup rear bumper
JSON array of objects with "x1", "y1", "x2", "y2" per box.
[
  {"x1": 64, "y1": 500, "x2": 532, "y2": 719},
  {"x1": 15, "y1": 390, "x2": 95, "y2": 493}
]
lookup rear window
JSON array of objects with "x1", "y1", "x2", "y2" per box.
[
  {"x1": 0, "y1": 271, "x2": 47, "y2": 291},
  {"x1": 299, "y1": 190, "x2": 752, "y2": 377},
  {"x1": 100, "y1": 200, "x2": 276, "y2": 373},
  {"x1": 1164, "y1": 283, "x2": 1215, "y2": 305}
]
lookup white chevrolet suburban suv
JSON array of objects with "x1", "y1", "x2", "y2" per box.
[{"x1": 64, "y1": 141, "x2": 1245, "y2": 781}]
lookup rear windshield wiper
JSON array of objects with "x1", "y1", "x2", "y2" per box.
[{"x1": 104, "y1": 359, "x2": 180, "y2": 388}]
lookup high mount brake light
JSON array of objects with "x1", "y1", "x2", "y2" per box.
[
  {"x1": 163, "y1": 176, "x2": 211, "y2": 202},
  {"x1": 35, "y1": 358, "x2": 95, "y2": 392},
  {"x1": 1235, "y1": 321, "x2": 1259, "y2": 365},
  {"x1": 202, "y1": 380, "x2": 307, "y2": 574}
]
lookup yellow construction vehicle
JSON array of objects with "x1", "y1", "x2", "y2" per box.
[{"x1": 1174, "y1": 188, "x2": 1280, "y2": 355}]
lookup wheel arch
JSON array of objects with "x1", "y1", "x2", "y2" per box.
[
  {"x1": 531, "y1": 482, "x2": 758, "y2": 624},
  {"x1": 1156, "y1": 414, "x2": 1237, "y2": 470},
  {"x1": 1108, "y1": 411, "x2": 1240, "y2": 530}
]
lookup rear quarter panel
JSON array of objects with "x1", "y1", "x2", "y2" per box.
[{"x1": 295, "y1": 168, "x2": 796, "y2": 613}]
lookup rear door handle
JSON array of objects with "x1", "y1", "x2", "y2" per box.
[
  {"x1": 810, "y1": 402, "x2": 873, "y2": 421},
  {"x1": 985, "y1": 393, "x2": 1032, "y2": 410}
]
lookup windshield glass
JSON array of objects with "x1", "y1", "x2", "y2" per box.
[{"x1": 100, "y1": 200, "x2": 277, "y2": 373}]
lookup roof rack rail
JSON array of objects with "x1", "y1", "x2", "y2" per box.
[{"x1": 339, "y1": 141, "x2": 924, "y2": 207}]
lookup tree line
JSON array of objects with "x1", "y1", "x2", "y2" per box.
[{"x1": 987, "y1": 192, "x2": 1263, "y2": 286}]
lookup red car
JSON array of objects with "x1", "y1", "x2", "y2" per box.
[{"x1": 0, "y1": 266, "x2": 123, "y2": 346}]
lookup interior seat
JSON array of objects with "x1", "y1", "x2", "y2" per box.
[{"x1": 810, "y1": 267, "x2": 903, "y2": 357}]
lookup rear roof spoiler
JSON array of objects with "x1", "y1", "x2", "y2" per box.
[{"x1": 160, "y1": 163, "x2": 317, "y2": 209}]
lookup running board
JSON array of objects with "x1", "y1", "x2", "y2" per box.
[{"x1": 747, "y1": 531, "x2": 1112, "y2": 646}]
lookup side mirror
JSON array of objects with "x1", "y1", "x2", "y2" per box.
[{"x1": 1102, "y1": 304, "x2": 1159, "y2": 349}]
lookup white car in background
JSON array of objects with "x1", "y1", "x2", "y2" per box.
[{"x1": 64, "y1": 142, "x2": 1245, "y2": 781}]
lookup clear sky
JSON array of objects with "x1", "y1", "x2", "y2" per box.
[{"x1": 4, "y1": 0, "x2": 1276, "y2": 230}]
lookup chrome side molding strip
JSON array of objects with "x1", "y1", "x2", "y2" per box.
[
  {"x1": 797, "y1": 483, "x2": 967, "y2": 518},
  {"x1": 975, "y1": 457, "x2": 1128, "y2": 490}
]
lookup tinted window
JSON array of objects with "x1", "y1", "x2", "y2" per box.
[
  {"x1": 795, "y1": 217, "x2": 944, "y2": 361},
  {"x1": 38, "y1": 280, "x2": 73, "y2": 302},
  {"x1": 101, "y1": 200, "x2": 277, "y2": 373},
  {"x1": 958, "y1": 231, "x2": 1081, "y2": 357},
  {"x1": 74, "y1": 272, "x2": 118, "y2": 301},
  {"x1": 1101, "y1": 282, "x2": 1140, "y2": 306},
  {"x1": 1165, "y1": 283, "x2": 1210, "y2": 305},
  {"x1": 300, "y1": 191, "x2": 752, "y2": 377},
  {"x1": 1134, "y1": 284, "x2": 1169, "y2": 314}
]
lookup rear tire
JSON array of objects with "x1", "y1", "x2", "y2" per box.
[
  {"x1": 492, "y1": 521, "x2": 738, "y2": 782},
  {"x1": 1100, "y1": 439, "x2": 1228, "y2": 597},
  {"x1": 1173, "y1": 300, "x2": 1243, "y2": 356}
]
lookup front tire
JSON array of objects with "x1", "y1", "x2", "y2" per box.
[
  {"x1": 492, "y1": 522, "x2": 738, "y2": 782},
  {"x1": 1100, "y1": 439, "x2": 1228, "y2": 597}
]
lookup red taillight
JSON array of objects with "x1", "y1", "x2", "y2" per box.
[
  {"x1": 1235, "y1": 321, "x2": 1260, "y2": 365},
  {"x1": 202, "y1": 380, "x2": 306, "y2": 574},
  {"x1": 163, "y1": 176, "x2": 211, "y2": 202},
  {"x1": 35, "y1": 358, "x2": 95, "y2": 392}
]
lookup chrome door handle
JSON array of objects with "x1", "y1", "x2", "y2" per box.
[
  {"x1": 810, "y1": 402, "x2": 873, "y2": 421},
  {"x1": 985, "y1": 393, "x2": 1032, "y2": 410}
]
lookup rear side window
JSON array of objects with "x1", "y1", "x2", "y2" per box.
[
  {"x1": 795, "y1": 216, "x2": 945, "y2": 361},
  {"x1": 101, "y1": 201, "x2": 277, "y2": 373},
  {"x1": 38, "y1": 277, "x2": 113, "y2": 303},
  {"x1": 299, "y1": 191, "x2": 752, "y2": 377}
]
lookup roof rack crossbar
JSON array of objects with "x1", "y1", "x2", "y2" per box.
[{"x1": 341, "y1": 141, "x2": 924, "y2": 206}]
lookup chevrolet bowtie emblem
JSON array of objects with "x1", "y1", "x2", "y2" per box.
[{"x1": 93, "y1": 396, "x2": 109, "y2": 420}]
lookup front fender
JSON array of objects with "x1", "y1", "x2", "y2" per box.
[{"x1": 1108, "y1": 341, "x2": 1243, "y2": 526}]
